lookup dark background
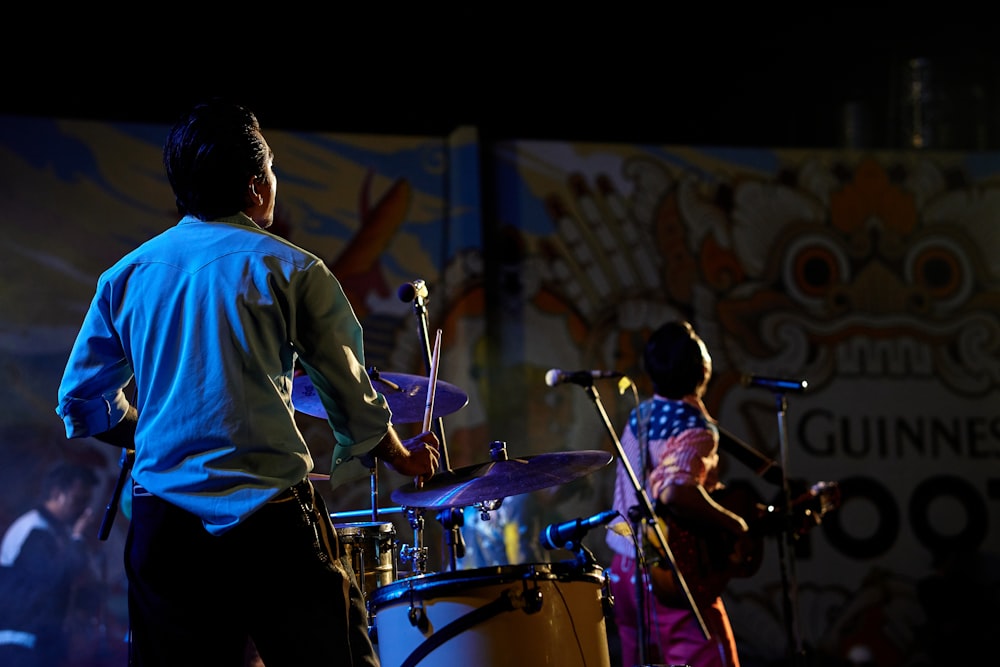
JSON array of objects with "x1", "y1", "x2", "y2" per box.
[{"x1": 6, "y1": 13, "x2": 1000, "y2": 149}]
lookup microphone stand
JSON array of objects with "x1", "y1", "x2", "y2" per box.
[
  {"x1": 767, "y1": 389, "x2": 805, "y2": 666},
  {"x1": 626, "y1": 504, "x2": 650, "y2": 660},
  {"x1": 402, "y1": 279, "x2": 462, "y2": 571},
  {"x1": 573, "y1": 380, "x2": 710, "y2": 660},
  {"x1": 405, "y1": 280, "x2": 452, "y2": 471}
]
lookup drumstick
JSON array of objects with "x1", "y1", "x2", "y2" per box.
[
  {"x1": 416, "y1": 329, "x2": 443, "y2": 489},
  {"x1": 423, "y1": 329, "x2": 442, "y2": 432}
]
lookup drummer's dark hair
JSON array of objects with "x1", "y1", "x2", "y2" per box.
[
  {"x1": 643, "y1": 320, "x2": 707, "y2": 398},
  {"x1": 163, "y1": 98, "x2": 269, "y2": 221}
]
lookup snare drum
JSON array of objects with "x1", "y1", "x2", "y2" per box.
[
  {"x1": 369, "y1": 561, "x2": 611, "y2": 667},
  {"x1": 334, "y1": 521, "x2": 398, "y2": 602}
]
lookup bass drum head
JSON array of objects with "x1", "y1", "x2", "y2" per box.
[{"x1": 370, "y1": 561, "x2": 611, "y2": 667}]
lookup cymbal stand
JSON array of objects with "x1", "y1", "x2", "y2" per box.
[
  {"x1": 431, "y1": 441, "x2": 508, "y2": 570},
  {"x1": 436, "y1": 508, "x2": 466, "y2": 571},
  {"x1": 370, "y1": 460, "x2": 379, "y2": 521},
  {"x1": 573, "y1": 380, "x2": 710, "y2": 659},
  {"x1": 399, "y1": 507, "x2": 428, "y2": 575}
]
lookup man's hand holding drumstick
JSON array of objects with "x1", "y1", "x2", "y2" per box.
[{"x1": 416, "y1": 329, "x2": 443, "y2": 489}]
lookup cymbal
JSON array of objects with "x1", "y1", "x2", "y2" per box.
[
  {"x1": 390, "y1": 450, "x2": 613, "y2": 509},
  {"x1": 292, "y1": 371, "x2": 469, "y2": 424}
]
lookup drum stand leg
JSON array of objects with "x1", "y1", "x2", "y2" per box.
[
  {"x1": 437, "y1": 508, "x2": 466, "y2": 571},
  {"x1": 369, "y1": 462, "x2": 379, "y2": 522},
  {"x1": 401, "y1": 508, "x2": 428, "y2": 575}
]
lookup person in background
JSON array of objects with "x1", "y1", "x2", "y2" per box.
[
  {"x1": 55, "y1": 99, "x2": 439, "y2": 666},
  {"x1": 605, "y1": 320, "x2": 748, "y2": 667},
  {"x1": 0, "y1": 461, "x2": 101, "y2": 667}
]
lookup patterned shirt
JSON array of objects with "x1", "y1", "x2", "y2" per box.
[{"x1": 607, "y1": 394, "x2": 721, "y2": 556}]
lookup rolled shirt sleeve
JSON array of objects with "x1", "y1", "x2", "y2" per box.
[
  {"x1": 55, "y1": 283, "x2": 135, "y2": 438},
  {"x1": 289, "y1": 256, "x2": 392, "y2": 479}
]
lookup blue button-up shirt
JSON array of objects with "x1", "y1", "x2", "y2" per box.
[{"x1": 56, "y1": 213, "x2": 391, "y2": 534}]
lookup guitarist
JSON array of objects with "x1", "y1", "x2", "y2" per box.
[{"x1": 606, "y1": 320, "x2": 748, "y2": 667}]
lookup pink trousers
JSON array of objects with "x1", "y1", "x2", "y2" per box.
[{"x1": 608, "y1": 553, "x2": 740, "y2": 667}]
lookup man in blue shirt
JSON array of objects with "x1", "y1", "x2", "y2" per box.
[{"x1": 55, "y1": 99, "x2": 440, "y2": 666}]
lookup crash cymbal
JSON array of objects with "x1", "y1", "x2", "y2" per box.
[
  {"x1": 390, "y1": 449, "x2": 613, "y2": 509},
  {"x1": 292, "y1": 371, "x2": 469, "y2": 424}
]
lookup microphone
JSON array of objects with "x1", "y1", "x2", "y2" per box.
[
  {"x1": 540, "y1": 509, "x2": 619, "y2": 550},
  {"x1": 740, "y1": 374, "x2": 808, "y2": 393},
  {"x1": 545, "y1": 369, "x2": 625, "y2": 387},
  {"x1": 397, "y1": 280, "x2": 429, "y2": 303}
]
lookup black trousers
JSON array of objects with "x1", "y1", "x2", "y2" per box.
[{"x1": 125, "y1": 480, "x2": 378, "y2": 667}]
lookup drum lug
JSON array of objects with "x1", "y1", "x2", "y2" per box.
[
  {"x1": 524, "y1": 587, "x2": 543, "y2": 614},
  {"x1": 511, "y1": 580, "x2": 543, "y2": 614},
  {"x1": 601, "y1": 569, "x2": 615, "y2": 616},
  {"x1": 407, "y1": 581, "x2": 430, "y2": 632},
  {"x1": 408, "y1": 603, "x2": 429, "y2": 632}
]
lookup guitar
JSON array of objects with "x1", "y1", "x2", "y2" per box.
[{"x1": 645, "y1": 479, "x2": 840, "y2": 609}]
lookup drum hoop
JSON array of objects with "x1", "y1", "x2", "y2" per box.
[
  {"x1": 334, "y1": 521, "x2": 396, "y2": 538},
  {"x1": 369, "y1": 561, "x2": 604, "y2": 608}
]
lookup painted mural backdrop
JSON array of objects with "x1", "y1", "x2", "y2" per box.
[
  {"x1": 482, "y1": 141, "x2": 1000, "y2": 666},
  {"x1": 2, "y1": 115, "x2": 999, "y2": 666}
]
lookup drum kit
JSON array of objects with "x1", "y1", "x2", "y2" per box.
[{"x1": 292, "y1": 368, "x2": 616, "y2": 667}]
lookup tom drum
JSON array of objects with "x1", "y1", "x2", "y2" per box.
[
  {"x1": 334, "y1": 521, "x2": 398, "y2": 603},
  {"x1": 369, "y1": 561, "x2": 611, "y2": 667}
]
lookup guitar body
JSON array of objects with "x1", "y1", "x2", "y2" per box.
[
  {"x1": 646, "y1": 479, "x2": 839, "y2": 609},
  {"x1": 647, "y1": 480, "x2": 765, "y2": 608}
]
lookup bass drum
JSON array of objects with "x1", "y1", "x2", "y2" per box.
[{"x1": 369, "y1": 561, "x2": 611, "y2": 667}]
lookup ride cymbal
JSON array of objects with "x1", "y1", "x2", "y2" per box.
[{"x1": 292, "y1": 371, "x2": 469, "y2": 425}]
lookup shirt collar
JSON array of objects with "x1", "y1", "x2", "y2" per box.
[{"x1": 178, "y1": 212, "x2": 259, "y2": 229}]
